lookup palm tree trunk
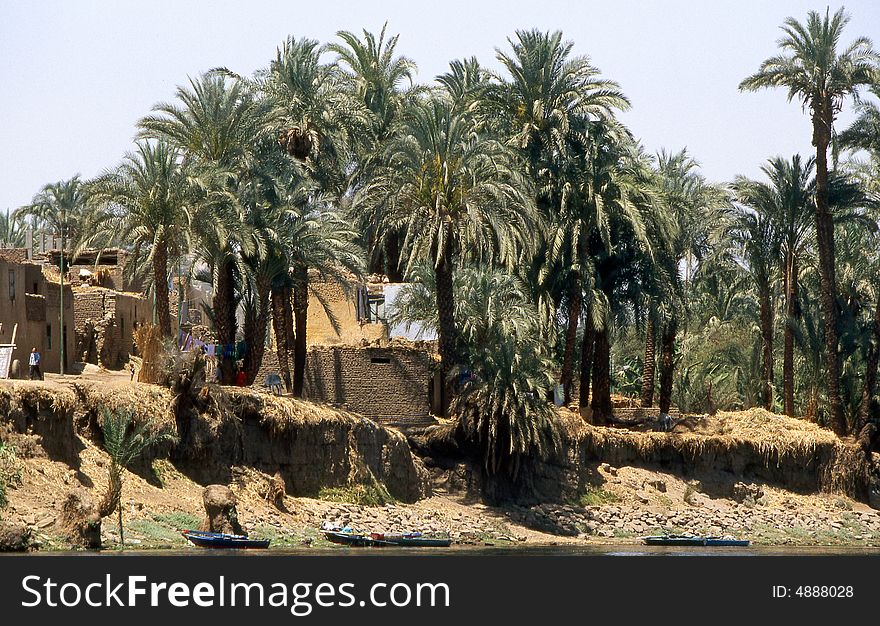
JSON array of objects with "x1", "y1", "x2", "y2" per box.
[
  {"x1": 640, "y1": 314, "x2": 656, "y2": 407},
  {"x1": 659, "y1": 319, "x2": 677, "y2": 414},
  {"x1": 270, "y1": 285, "x2": 292, "y2": 392},
  {"x1": 214, "y1": 257, "x2": 237, "y2": 384},
  {"x1": 858, "y1": 292, "x2": 880, "y2": 431},
  {"x1": 590, "y1": 326, "x2": 612, "y2": 425},
  {"x1": 783, "y1": 254, "x2": 798, "y2": 416},
  {"x1": 559, "y1": 279, "x2": 582, "y2": 405},
  {"x1": 434, "y1": 249, "x2": 459, "y2": 369},
  {"x1": 153, "y1": 237, "x2": 172, "y2": 338},
  {"x1": 292, "y1": 266, "x2": 308, "y2": 398},
  {"x1": 282, "y1": 285, "x2": 295, "y2": 382},
  {"x1": 578, "y1": 306, "x2": 595, "y2": 414},
  {"x1": 759, "y1": 286, "x2": 774, "y2": 410},
  {"x1": 243, "y1": 273, "x2": 271, "y2": 385},
  {"x1": 814, "y1": 106, "x2": 846, "y2": 436},
  {"x1": 384, "y1": 232, "x2": 404, "y2": 283}
]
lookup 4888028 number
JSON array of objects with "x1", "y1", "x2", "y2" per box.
[{"x1": 795, "y1": 586, "x2": 853, "y2": 598}]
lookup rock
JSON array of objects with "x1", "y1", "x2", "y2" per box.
[
  {"x1": 733, "y1": 482, "x2": 764, "y2": 504},
  {"x1": 0, "y1": 523, "x2": 31, "y2": 552},
  {"x1": 199, "y1": 485, "x2": 244, "y2": 536},
  {"x1": 60, "y1": 490, "x2": 101, "y2": 549},
  {"x1": 645, "y1": 480, "x2": 667, "y2": 493},
  {"x1": 635, "y1": 491, "x2": 650, "y2": 504}
]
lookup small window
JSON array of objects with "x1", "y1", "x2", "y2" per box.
[
  {"x1": 8, "y1": 270, "x2": 15, "y2": 301},
  {"x1": 32, "y1": 282, "x2": 38, "y2": 295},
  {"x1": 46, "y1": 324, "x2": 52, "y2": 350},
  {"x1": 370, "y1": 356, "x2": 391, "y2": 364},
  {"x1": 121, "y1": 317, "x2": 125, "y2": 337}
]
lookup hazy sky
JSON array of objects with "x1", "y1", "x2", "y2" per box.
[{"x1": 2, "y1": 1, "x2": 880, "y2": 213}]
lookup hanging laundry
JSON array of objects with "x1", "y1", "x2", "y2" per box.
[{"x1": 206, "y1": 344, "x2": 215, "y2": 358}]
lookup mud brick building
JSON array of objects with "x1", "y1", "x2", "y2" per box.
[
  {"x1": 0, "y1": 256, "x2": 74, "y2": 374},
  {"x1": 256, "y1": 272, "x2": 441, "y2": 430},
  {"x1": 72, "y1": 287, "x2": 149, "y2": 369}
]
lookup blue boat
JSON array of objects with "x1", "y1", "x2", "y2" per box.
[
  {"x1": 641, "y1": 534, "x2": 749, "y2": 547},
  {"x1": 181, "y1": 529, "x2": 270, "y2": 549}
]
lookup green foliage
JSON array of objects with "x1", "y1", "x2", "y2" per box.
[
  {"x1": 578, "y1": 487, "x2": 620, "y2": 507},
  {"x1": 0, "y1": 442, "x2": 23, "y2": 510},
  {"x1": 317, "y1": 483, "x2": 395, "y2": 507}
]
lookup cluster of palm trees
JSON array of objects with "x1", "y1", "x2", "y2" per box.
[{"x1": 10, "y1": 10, "x2": 880, "y2": 477}]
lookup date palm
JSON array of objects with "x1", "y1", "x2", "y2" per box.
[
  {"x1": 489, "y1": 30, "x2": 630, "y2": 401},
  {"x1": 329, "y1": 23, "x2": 419, "y2": 280},
  {"x1": 355, "y1": 96, "x2": 537, "y2": 371},
  {"x1": 86, "y1": 141, "x2": 193, "y2": 338},
  {"x1": 740, "y1": 7, "x2": 880, "y2": 435},
  {"x1": 18, "y1": 176, "x2": 90, "y2": 374},
  {"x1": 732, "y1": 155, "x2": 815, "y2": 416},
  {"x1": 139, "y1": 73, "x2": 267, "y2": 379}
]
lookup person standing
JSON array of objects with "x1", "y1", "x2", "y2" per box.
[{"x1": 28, "y1": 347, "x2": 42, "y2": 380}]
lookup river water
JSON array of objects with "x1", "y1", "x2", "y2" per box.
[{"x1": 11, "y1": 544, "x2": 880, "y2": 557}]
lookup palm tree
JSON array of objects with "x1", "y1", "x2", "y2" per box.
[
  {"x1": 329, "y1": 23, "x2": 418, "y2": 280},
  {"x1": 0, "y1": 209, "x2": 26, "y2": 248},
  {"x1": 280, "y1": 204, "x2": 364, "y2": 397},
  {"x1": 732, "y1": 155, "x2": 815, "y2": 415},
  {"x1": 653, "y1": 149, "x2": 729, "y2": 415},
  {"x1": 489, "y1": 30, "x2": 630, "y2": 402},
  {"x1": 139, "y1": 73, "x2": 267, "y2": 381},
  {"x1": 355, "y1": 96, "x2": 537, "y2": 373},
  {"x1": 740, "y1": 7, "x2": 880, "y2": 435},
  {"x1": 390, "y1": 265, "x2": 560, "y2": 493},
  {"x1": 86, "y1": 141, "x2": 192, "y2": 338},
  {"x1": 17, "y1": 176, "x2": 90, "y2": 375},
  {"x1": 99, "y1": 408, "x2": 176, "y2": 549},
  {"x1": 728, "y1": 207, "x2": 779, "y2": 409}
]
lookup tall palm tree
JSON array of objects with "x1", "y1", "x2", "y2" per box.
[
  {"x1": 17, "y1": 176, "x2": 90, "y2": 374},
  {"x1": 489, "y1": 30, "x2": 630, "y2": 401},
  {"x1": 729, "y1": 207, "x2": 779, "y2": 409},
  {"x1": 732, "y1": 155, "x2": 815, "y2": 416},
  {"x1": 329, "y1": 23, "x2": 418, "y2": 280},
  {"x1": 740, "y1": 7, "x2": 880, "y2": 435},
  {"x1": 86, "y1": 141, "x2": 192, "y2": 338},
  {"x1": 654, "y1": 149, "x2": 729, "y2": 415},
  {"x1": 355, "y1": 96, "x2": 537, "y2": 372},
  {"x1": 139, "y1": 73, "x2": 267, "y2": 380}
]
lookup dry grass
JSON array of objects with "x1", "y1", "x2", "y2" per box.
[
  {"x1": 73, "y1": 382, "x2": 176, "y2": 433},
  {"x1": 560, "y1": 406, "x2": 875, "y2": 500},
  {"x1": 133, "y1": 324, "x2": 169, "y2": 385}
]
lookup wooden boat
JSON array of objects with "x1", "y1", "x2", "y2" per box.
[
  {"x1": 181, "y1": 529, "x2": 270, "y2": 549},
  {"x1": 641, "y1": 534, "x2": 749, "y2": 547},
  {"x1": 322, "y1": 530, "x2": 452, "y2": 548}
]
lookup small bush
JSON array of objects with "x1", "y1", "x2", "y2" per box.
[
  {"x1": 318, "y1": 482, "x2": 395, "y2": 506},
  {"x1": 0, "y1": 442, "x2": 23, "y2": 510},
  {"x1": 578, "y1": 487, "x2": 620, "y2": 506}
]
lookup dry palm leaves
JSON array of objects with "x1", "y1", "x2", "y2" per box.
[{"x1": 278, "y1": 127, "x2": 314, "y2": 160}]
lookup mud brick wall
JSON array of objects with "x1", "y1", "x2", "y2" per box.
[
  {"x1": 25, "y1": 294, "x2": 46, "y2": 321},
  {"x1": 253, "y1": 344, "x2": 439, "y2": 429},
  {"x1": 307, "y1": 279, "x2": 387, "y2": 346},
  {"x1": 304, "y1": 346, "x2": 436, "y2": 422},
  {"x1": 72, "y1": 289, "x2": 148, "y2": 369}
]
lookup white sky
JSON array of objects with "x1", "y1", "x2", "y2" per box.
[{"x1": 2, "y1": 0, "x2": 879, "y2": 212}]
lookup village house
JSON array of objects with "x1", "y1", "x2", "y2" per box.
[{"x1": 0, "y1": 251, "x2": 75, "y2": 376}]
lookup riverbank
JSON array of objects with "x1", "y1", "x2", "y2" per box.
[{"x1": 2, "y1": 377, "x2": 880, "y2": 550}]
